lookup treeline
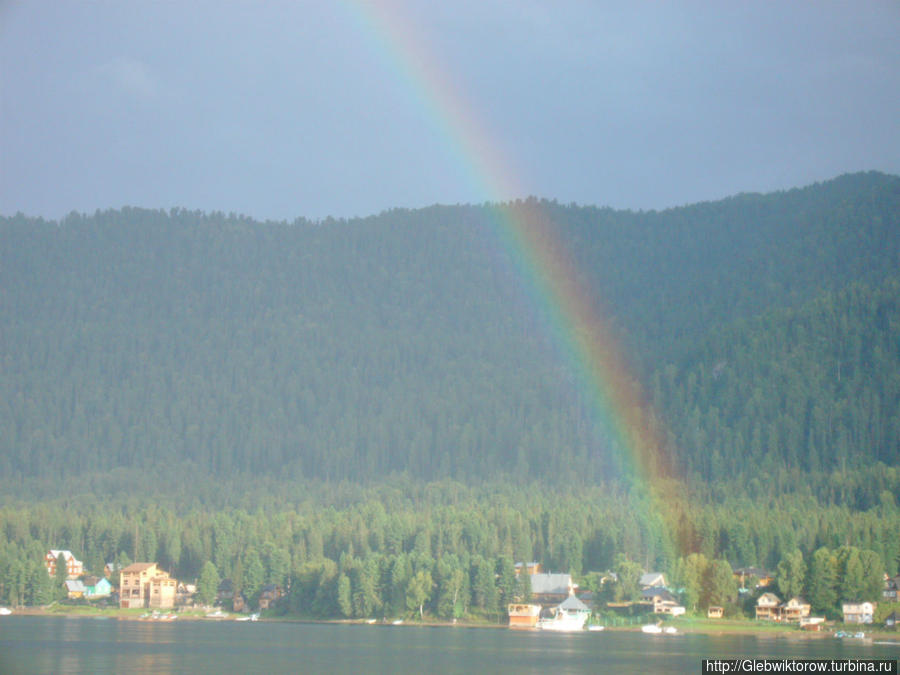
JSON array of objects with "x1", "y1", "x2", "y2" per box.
[
  {"x1": 1, "y1": 173, "x2": 899, "y2": 494},
  {"x1": 656, "y1": 279, "x2": 900, "y2": 490},
  {"x1": 0, "y1": 483, "x2": 897, "y2": 616}
]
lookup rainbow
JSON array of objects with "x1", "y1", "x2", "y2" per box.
[{"x1": 343, "y1": 2, "x2": 682, "y2": 557}]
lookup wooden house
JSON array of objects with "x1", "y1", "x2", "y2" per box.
[
  {"x1": 514, "y1": 562, "x2": 542, "y2": 576},
  {"x1": 734, "y1": 567, "x2": 774, "y2": 590},
  {"x1": 217, "y1": 578, "x2": 234, "y2": 604},
  {"x1": 641, "y1": 587, "x2": 684, "y2": 615},
  {"x1": 83, "y1": 576, "x2": 112, "y2": 598},
  {"x1": 258, "y1": 584, "x2": 283, "y2": 610},
  {"x1": 779, "y1": 597, "x2": 811, "y2": 622},
  {"x1": 46, "y1": 550, "x2": 84, "y2": 579},
  {"x1": 755, "y1": 593, "x2": 781, "y2": 620},
  {"x1": 64, "y1": 579, "x2": 85, "y2": 599}
]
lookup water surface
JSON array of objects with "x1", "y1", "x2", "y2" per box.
[{"x1": 0, "y1": 616, "x2": 895, "y2": 674}]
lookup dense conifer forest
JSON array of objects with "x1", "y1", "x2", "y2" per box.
[{"x1": 1, "y1": 172, "x2": 898, "y2": 619}]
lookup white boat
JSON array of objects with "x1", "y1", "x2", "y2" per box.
[
  {"x1": 391, "y1": 619, "x2": 404, "y2": 625},
  {"x1": 664, "y1": 626, "x2": 677, "y2": 635},
  {"x1": 537, "y1": 594, "x2": 591, "y2": 632},
  {"x1": 641, "y1": 624, "x2": 663, "y2": 634},
  {"x1": 0, "y1": 607, "x2": 12, "y2": 616},
  {"x1": 587, "y1": 625, "x2": 605, "y2": 632}
]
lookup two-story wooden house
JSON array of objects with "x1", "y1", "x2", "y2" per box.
[
  {"x1": 779, "y1": 597, "x2": 811, "y2": 622},
  {"x1": 755, "y1": 592, "x2": 781, "y2": 620}
]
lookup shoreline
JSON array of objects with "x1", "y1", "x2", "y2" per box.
[{"x1": 6, "y1": 607, "x2": 899, "y2": 641}]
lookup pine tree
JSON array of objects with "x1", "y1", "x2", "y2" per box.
[{"x1": 197, "y1": 560, "x2": 220, "y2": 606}]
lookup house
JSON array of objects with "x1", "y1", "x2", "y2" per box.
[
  {"x1": 514, "y1": 562, "x2": 542, "y2": 576},
  {"x1": 119, "y1": 562, "x2": 177, "y2": 609},
  {"x1": 258, "y1": 584, "x2": 283, "y2": 610},
  {"x1": 639, "y1": 572, "x2": 666, "y2": 589},
  {"x1": 779, "y1": 597, "x2": 811, "y2": 622},
  {"x1": 232, "y1": 592, "x2": 247, "y2": 613},
  {"x1": 83, "y1": 576, "x2": 112, "y2": 598},
  {"x1": 884, "y1": 611, "x2": 899, "y2": 628},
  {"x1": 641, "y1": 587, "x2": 684, "y2": 615},
  {"x1": 149, "y1": 573, "x2": 177, "y2": 609},
  {"x1": 883, "y1": 575, "x2": 900, "y2": 601},
  {"x1": 217, "y1": 578, "x2": 234, "y2": 604},
  {"x1": 707, "y1": 606, "x2": 724, "y2": 619},
  {"x1": 530, "y1": 573, "x2": 576, "y2": 605},
  {"x1": 46, "y1": 550, "x2": 84, "y2": 579},
  {"x1": 734, "y1": 567, "x2": 774, "y2": 590},
  {"x1": 64, "y1": 579, "x2": 85, "y2": 599},
  {"x1": 755, "y1": 593, "x2": 782, "y2": 620},
  {"x1": 176, "y1": 582, "x2": 197, "y2": 606},
  {"x1": 842, "y1": 602, "x2": 876, "y2": 624}
]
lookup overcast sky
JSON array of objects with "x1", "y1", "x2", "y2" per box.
[{"x1": 2, "y1": 1, "x2": 899, "y2": 222}]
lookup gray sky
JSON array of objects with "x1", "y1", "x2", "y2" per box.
[{"x1": 2, "y1": 0, "x2": 899, "y2": 222}]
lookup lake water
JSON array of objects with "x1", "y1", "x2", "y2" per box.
[{"x1": 0, "y1": 616, "x2": 896, "y2": 674}]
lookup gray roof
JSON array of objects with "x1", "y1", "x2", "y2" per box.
[
  {"x1": 530, "y1": 573, "x2": 572, "y2": 595},
  {"x1": 558, "y1": 594, "x2": 590, "y2": 612},
  {"x1": 641, "y1": 586, "x2": 676, "y2": 603},
  {"x1": 639, "y1": 572, "x2": 665, "y2": 587}
]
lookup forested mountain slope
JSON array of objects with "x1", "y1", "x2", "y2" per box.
[{"x1": 2, "y1": 172, "x2": 898, "y2": 495}]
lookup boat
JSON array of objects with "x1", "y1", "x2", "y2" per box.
[
  {"x1": 537, "y1": 594, "x2": 591, "y2": 632},
  {"x1": 391, "y1": 619, "x2": 404, "y2": 625},
  {"x1": 507, "y1": 603, "x2": 541, "y2": 629},
  {"x1": 587, "y1": 625, "x2": 605, "y2": 632},
  {"x1": 664, "y1": 626, "x2": 677, "y2": 635},
  {"x1": 205, "y1": 610, "x2": 229, "y2": 620},
  {"x1": 641, "y1": 624, "x2": 663, "y2": 634},
  {"x1": 0, "y1": 607, "x2": 12, "y2": 616}
]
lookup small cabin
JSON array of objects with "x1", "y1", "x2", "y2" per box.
[{"x1": 707, "y1": 606, "x2": 724, "y2": 619}]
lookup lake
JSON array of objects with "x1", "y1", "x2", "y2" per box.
[{"x1": 0, "y1": 616, "x2": 896, "y2": 674}]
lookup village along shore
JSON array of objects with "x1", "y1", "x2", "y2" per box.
[{"x1": 8, "y1": 604, "x2": 898, "y2": 643}]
